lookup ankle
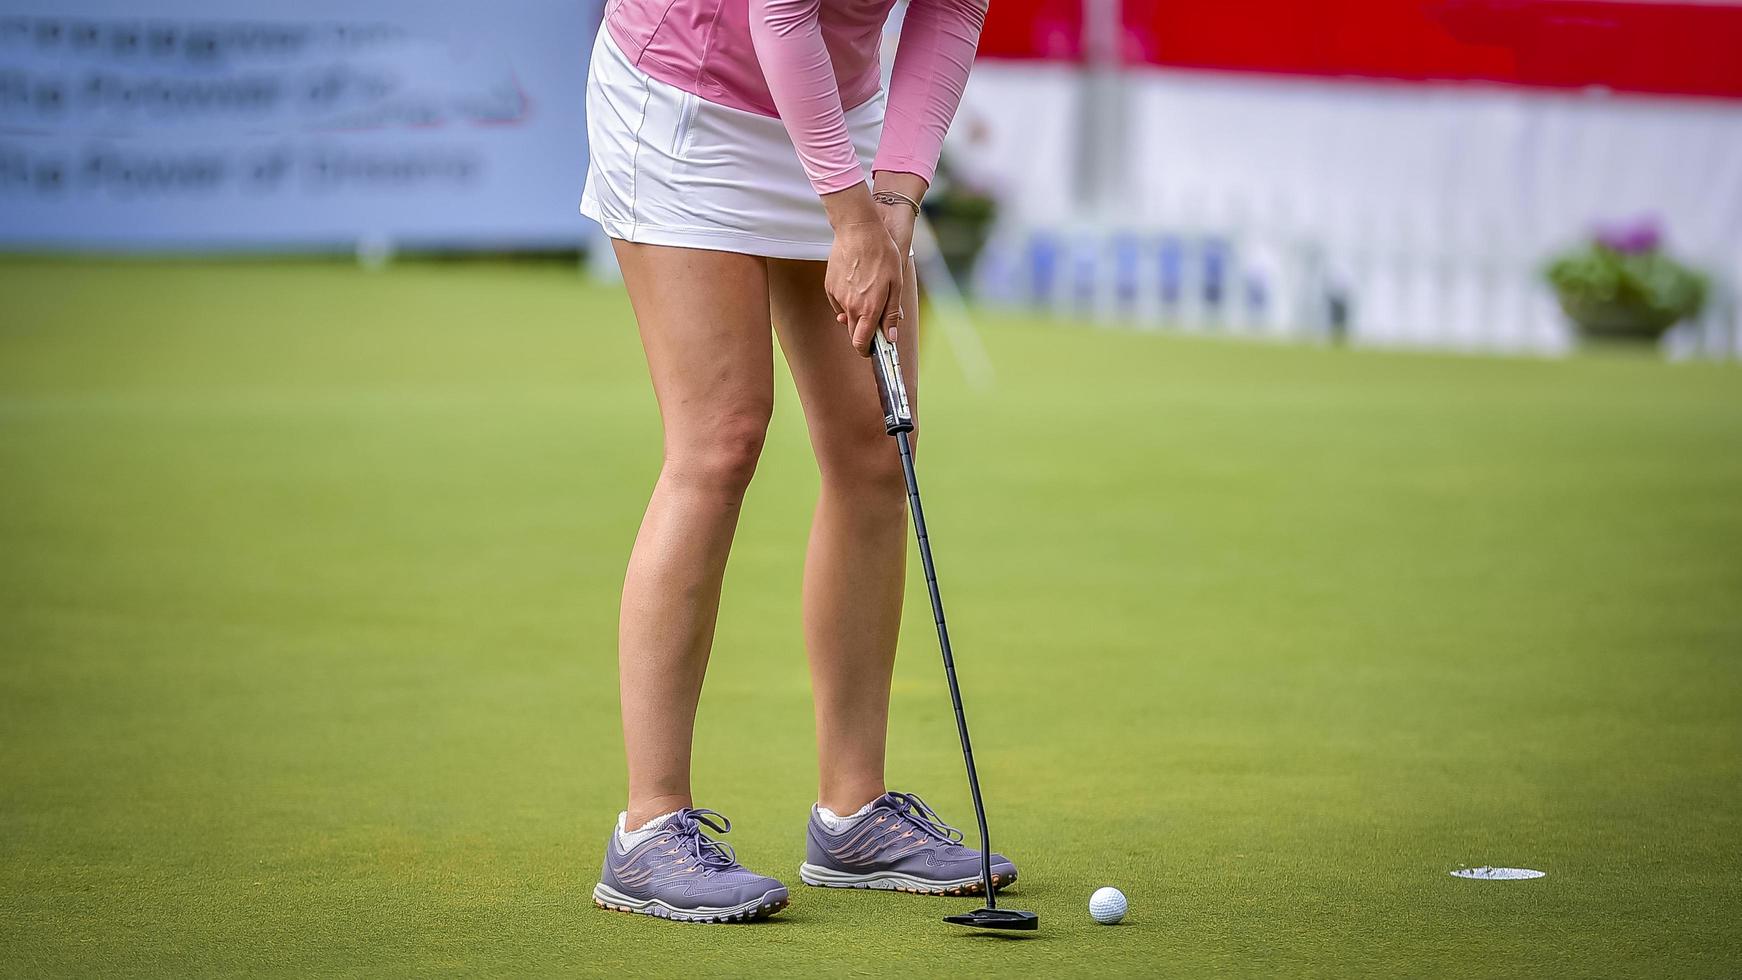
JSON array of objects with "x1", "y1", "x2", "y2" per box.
[
  {"x1": 817, "y1": 785, "x2": 884, "y2": 817},
  {"x1": 626, "y1": 794, "x2": 691, "y2": 831}
]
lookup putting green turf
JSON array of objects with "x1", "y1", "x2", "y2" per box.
[{"x1": 2, "y1": 258, "x2": 1740, "y2": 977}]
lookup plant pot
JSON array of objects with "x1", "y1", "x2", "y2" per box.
[{"x1": 1557, "y1": 295, "x2": 1684, "y2": 342}]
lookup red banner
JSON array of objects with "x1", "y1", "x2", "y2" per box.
[{"x1": 976, "y1": 0, "x2": 1742, "y2": 100}]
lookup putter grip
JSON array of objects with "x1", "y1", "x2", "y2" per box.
[{"x1": 869, "y1": 330, "x2": 914, "y2": 435}]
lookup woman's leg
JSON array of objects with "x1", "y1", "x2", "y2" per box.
[
  {"x1": 767, "y1": 256, "x2": 919, "y2": 815},
  {"x1": 614, "y1": 240, "x2": 775, "y2": 829}
]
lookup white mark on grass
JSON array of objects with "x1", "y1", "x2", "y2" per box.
[{"x1": 1451, "y1": 867, "x2": 1546, "y2": 880}]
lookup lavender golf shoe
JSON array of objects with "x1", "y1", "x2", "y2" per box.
[
  {"x1": 593, "y1": 808, "x2": 789, "y2": 923},
  {"x1": 799, "y1": 791, "x2": 1019, "y2": 896}
]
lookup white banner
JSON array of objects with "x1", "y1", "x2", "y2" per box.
[{"x1": 0, "y1": 1, "x2": 598, "y2": 250}]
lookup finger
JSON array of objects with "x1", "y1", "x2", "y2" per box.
[
  {"x1": 877, "y1": 282, "x2": 902, "y2": 341},
  {"x1": 883, "y1": 305, "x2": 903, "y2": 346},
  {"x1": 853, "y1": 313, "x2": 876, "y2": 356}
]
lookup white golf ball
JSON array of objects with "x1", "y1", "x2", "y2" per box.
[{"x1": 1089, "y1": 886, "x2": 1127, "y2": 924}]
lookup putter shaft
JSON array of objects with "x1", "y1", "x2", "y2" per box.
[
  {"x1": 872, "y1": 330, "x2": 1032, "y2": 927},
  {"x1": 895, "y1": 429, "x2": 998, "y2": 907}
]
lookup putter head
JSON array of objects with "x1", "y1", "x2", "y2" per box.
[{"x1": 945, "y1": 907, "x2": 1039, "y2": 931}]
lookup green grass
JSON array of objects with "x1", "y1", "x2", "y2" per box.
[{"x1": 2, "y1": 258, "x2": 1739, "y2": 977}]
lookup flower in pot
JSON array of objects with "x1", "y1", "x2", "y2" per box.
[{"x1": 1544, "y1": 219, "x2": 1710, "y2": 343}]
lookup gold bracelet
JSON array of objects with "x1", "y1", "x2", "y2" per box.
[{"x1": 872, "y1": 189, "x2": 922, "y2": 216}]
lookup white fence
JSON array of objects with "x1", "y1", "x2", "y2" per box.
[
  {"x1": 970, "y1": 217, "x2": 1742, "y2": 358},
  {"x1": 952, "y1": 63, "x2": 1742, "y2": 357}
]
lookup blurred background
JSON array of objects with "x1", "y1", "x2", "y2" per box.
[
  {"x1": 4, "y1": 0, "x2": 1740, "y2": 354},
  {"x1": 4, "y1": 1, "x2": 1741, "y2": 976}
]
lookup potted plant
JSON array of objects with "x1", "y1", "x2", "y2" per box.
[{"x1": 1544, "y1": 219, "x2": 1710, "y2": 343}]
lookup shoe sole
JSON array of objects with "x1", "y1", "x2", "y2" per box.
[
  {"x1": 797, "y1": 862, "x2": 1017, "y2": 896},
  {"x1": 592, "y1": 882, "x2": 790, "y2": 923}
]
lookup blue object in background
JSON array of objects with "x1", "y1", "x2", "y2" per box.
[
  {"x1": 1245, "y1": 272, "x2": 1268, "y2": 318},
  {"x1": 1026, "y1": 231, "x2": 1060, "y2": 306},
  {"x1": 1157, "y1": 236, "x2": 1183, "y2": 306},
  {"x1": 1070, "y1": 237, "x2": 1099, "y2": 312},
  {"x1": 1111, "y1": 232, "x2": 1142, "y2": 311},
  {"x1": 1202, "y1": 237, "x2": 1229, "y2": 311}
]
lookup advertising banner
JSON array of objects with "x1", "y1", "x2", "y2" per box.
[{"x1": 0, "y1": 1, "x2": 598, "y2": 250}]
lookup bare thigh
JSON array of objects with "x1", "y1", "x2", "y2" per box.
[
  {"x1": 614, "y1": 242, "x2": 775, "y2": 471},
  {"x1": 767, "y1": 255, "x2": 919, "y2": 463}
]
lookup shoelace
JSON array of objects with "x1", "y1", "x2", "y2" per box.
[
  {"x1": 666, "y1": 808, "x2": 740, "y2": 874},
  {"x1": 887, "y1": 792, "x2": 965, "y2": 844}
]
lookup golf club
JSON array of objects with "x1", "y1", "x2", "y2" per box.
[{"x1": 868, "y1": 330, "x2": 1039, "y2": 933}]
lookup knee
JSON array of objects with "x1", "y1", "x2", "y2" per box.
[
  {"x1": 665, "y1": 410, "x2": 771, "y2": 497},
  {"x1": 818, "y1": 428, "x2": 910, "y2": 504}
]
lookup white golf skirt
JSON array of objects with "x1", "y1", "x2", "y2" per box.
[{"x1": 579, "y1": 28, "x2": 886, "y2": 261}]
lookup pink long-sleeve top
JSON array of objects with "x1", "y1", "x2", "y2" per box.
[{"x1": 603, "y1": 0, "x2": 987, "y2": 195}]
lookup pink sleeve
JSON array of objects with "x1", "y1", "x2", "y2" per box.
[
  {"x1": 749, "y1": 0, "x2": 868, "y2": 196},
  {"x1": 873, "y1": 0, "x2": 988, "y2": 185}
]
